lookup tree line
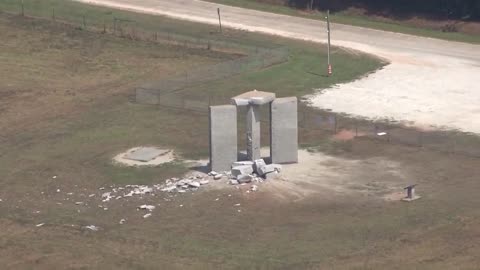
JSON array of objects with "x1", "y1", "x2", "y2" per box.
[{"x1": 286, "y1": 0, "x2": 480, "y2": 20}]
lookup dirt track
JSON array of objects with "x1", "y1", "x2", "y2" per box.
[{"x1": 76, "y1": 0, "x2": 480, "y2": 133}]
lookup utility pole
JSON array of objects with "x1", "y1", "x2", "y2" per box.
[
  {"x1": 217, "y1": 8, "x2": 222, "y2": 33},
  {"x1": 326, "y1": 9, "x2": 332, "y2": 76}
]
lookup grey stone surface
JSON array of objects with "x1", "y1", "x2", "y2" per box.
[
  {"x1": 247, "y1": 105, "x2": 261, "y2": 161},
  {"x1": 232, "y1": 161, "x2": 254, "y2": 167},
  {"x1": 231, "y1": 165, "x2": 254, "y2": 177},
  {"x1": 237, "y1": 174, "x2": 253, "y2": 183},
  {"x1": 270, "y1": 97, "x2": 298, "y2": 164},
  {"x1": 124, "y1": 147, "x2": 170, "y2": 162},
  {"x1": 209, "y1": 105, "x2": 238, "y2": 172},
  {"x1": 231, "y1": 90, "x2": 276, "y2": 106},
  {"x1": 257, "y1": 164, "x2": 277, "y2": 176}
]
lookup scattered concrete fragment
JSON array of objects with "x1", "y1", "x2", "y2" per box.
[
  {"x1": 75, "y1": 202, "x2": 84, "y2": 205},
  {"x1": 161, "y1": 185, "x2": 177, "y2": 192},
  {"x1": 36, "y1": 223, "x2": 45, "y2": 227},
  {"x1": 200, "y1": 180, "x2": 210, "y2": 185},
  {"x1": 188, "y1": 181, "x2": 201, "y2": 188},
  {"x1": 214, "y1": 174, "x2": 223, "y2": 180},
  {"x1": 230, "y1": 179, "x2": 239, "y2": 185},
  {"x1": 84, "y1": 225, "x2": 99, "y2": 231},
  {"x1": 119, "y1": 219, "x2": 126, "y2": 225},
  {"x1": 143, "y1": 213, "x2": 152, "y2": 219},
  {"x1": 209, "y1": 171, "x2": 218, "y2": 176},
  {"x1": 251, "y1": 185, "x2": 258, "y2": 192},
  {"x1": 138, "y1": 205, "x2": 156, "y2": 211}
]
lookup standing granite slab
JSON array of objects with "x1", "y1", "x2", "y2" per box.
[
  {"x1": 209, "y1": 105, "x2": 238, "y2": 172},
  {"x1": 270, "y1": 97, "x2": 298, "y2": 164}
]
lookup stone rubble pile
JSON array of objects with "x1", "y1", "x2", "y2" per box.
[{"x1": 228, "y1": 158, "x2": 281, "y2": 185}]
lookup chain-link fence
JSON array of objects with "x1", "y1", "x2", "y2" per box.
[
  {"x1": 3, "y1": 1, "x2": 478, "y2": 159},
  {"x1": 135, "y1": 46, "x2": 288, "y2": 106}
]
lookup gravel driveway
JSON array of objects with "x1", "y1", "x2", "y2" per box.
[{"x1": 77, "y1": 0, "x2": 480, "y2": 133}]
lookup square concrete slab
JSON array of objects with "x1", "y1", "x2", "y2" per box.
[
  {"x1": 124, "y1": 147, "x2": 170, "y2": 162},
  {"x1": 231, "y1": 90, "x2": 276, "y2": 106}
]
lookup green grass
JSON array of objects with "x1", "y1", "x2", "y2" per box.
[
  {"x1": 1, "y1": 4, "x2": 480, "y2": 270},
  {"x1": 206, "y1": 0, "x2": 480, "y2": 44}
]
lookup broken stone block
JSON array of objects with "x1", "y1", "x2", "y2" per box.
[
  {"x1": 237, "y1": 174, "x2": 253, "y2": 183},
  {"x1": 231, "y1": 165, "x2": 254, "y2": 177},
  {"x1": 214, "y1": 174, "x2": 223, "y2": 180},
  {"x1": 230, "y1": 179, "x2": 239, "y2": 185},
  {"x1": 188, "y1": 181, "x2": 201, "y2": 188},
  {"x1": 253, "y1": 159, "x2": 267, "y2": 173},
  {"x1": 232, "y1": 161, "x2": 254, "y2": 167}
]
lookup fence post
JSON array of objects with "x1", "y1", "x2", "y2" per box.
[
  {"x1": 52, "y1": 8, "x2": 55, "y2": 21},
  {"x1": 355, "y1": 122, "x2": 358, "y2": 137},
  {"x1": 83, "y1": 15, "x2": 86, "y2": 29},
  {"x1": 103, "y1": 18, "x2": 106, "y2": 33},
  {"x1": 20, "y1": 0, "x2": 24, "y2": 16},
  {"x1": 113, "y1": 17, "x2": 117, "y2": 35}
]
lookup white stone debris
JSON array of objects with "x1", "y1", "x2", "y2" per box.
[
  {"x1": 213, "y1": 174, "x2": 223, "y2": 180},
  {"x1": 36, "y1": 223, "x2": 45, "y2": 227},
  {"x1": 67, "y1": 192, "x2": 73, "y2": 196},
  {"x1": 138, "y1": 205, "x2": 156, "y2": 211},
  {"x1": 143, "y1": 213, "x2": 152, "y2": 219},
  {"x1": 52, "y1": 176, "x2": 57, "y2": 179},
  {"x1": 234, "y1": 203, "x2": 241, "y2": 206},
  {"x1": 102, "y1": 192, "x2": 114, "y2": 202},
  {"x1": 85, "y1": 225, "x2": 99, "y2": 231},
  {"x1": 188, "y1": 181, "x2": 201, "y2": 188},
  {"x1": 200, "y1": 180, "x2": 210, "y2": 185},
  {"x1": 208, "y1": 171, "x2": 218, "y2": 176},
  {"x1": 89, "y1": 194, "x2": 95, "y2": 197},
  {"x1": 251, "y1": 185, "x2": 258, "y2": 192},
  {"x1": 56, "y1": 189, "x2": 61, "y2": 193},
  {"x1": 75, "y1": 202, "x2": 84, "y2": 205},
  {"x1": 119, "y1": 219, "x2": 126, "y2": 224},
  {"x1": 230, "y1": 179, "x2": 239, "y2": 185}
]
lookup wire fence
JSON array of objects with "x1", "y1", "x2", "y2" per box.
[{"x1": 3, "y1": 1, "x2": 479, "y2": 159}]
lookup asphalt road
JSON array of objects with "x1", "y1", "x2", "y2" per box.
[{"x1": 78, "y1": 0, "x2": 480, "y2": 133}]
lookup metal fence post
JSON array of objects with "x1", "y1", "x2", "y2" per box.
[{"x1": 20, "y1": 0, "x2": 24, "y2": 16}]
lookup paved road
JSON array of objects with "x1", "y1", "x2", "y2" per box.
[{"x1": 78, "y1": 0, "x2": 480, "y2": 133}]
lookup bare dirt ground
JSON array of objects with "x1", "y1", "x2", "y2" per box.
[{"x1": 76, "y1": 0, "x2": 480, "y2": 133}]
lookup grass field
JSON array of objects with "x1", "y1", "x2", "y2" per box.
[
  {"x1": 1, "y1": 2, "x2": 480, "y2": 270},
  {"x1": 205, "y1": 0, "x2": 480, "y2": 44}
]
